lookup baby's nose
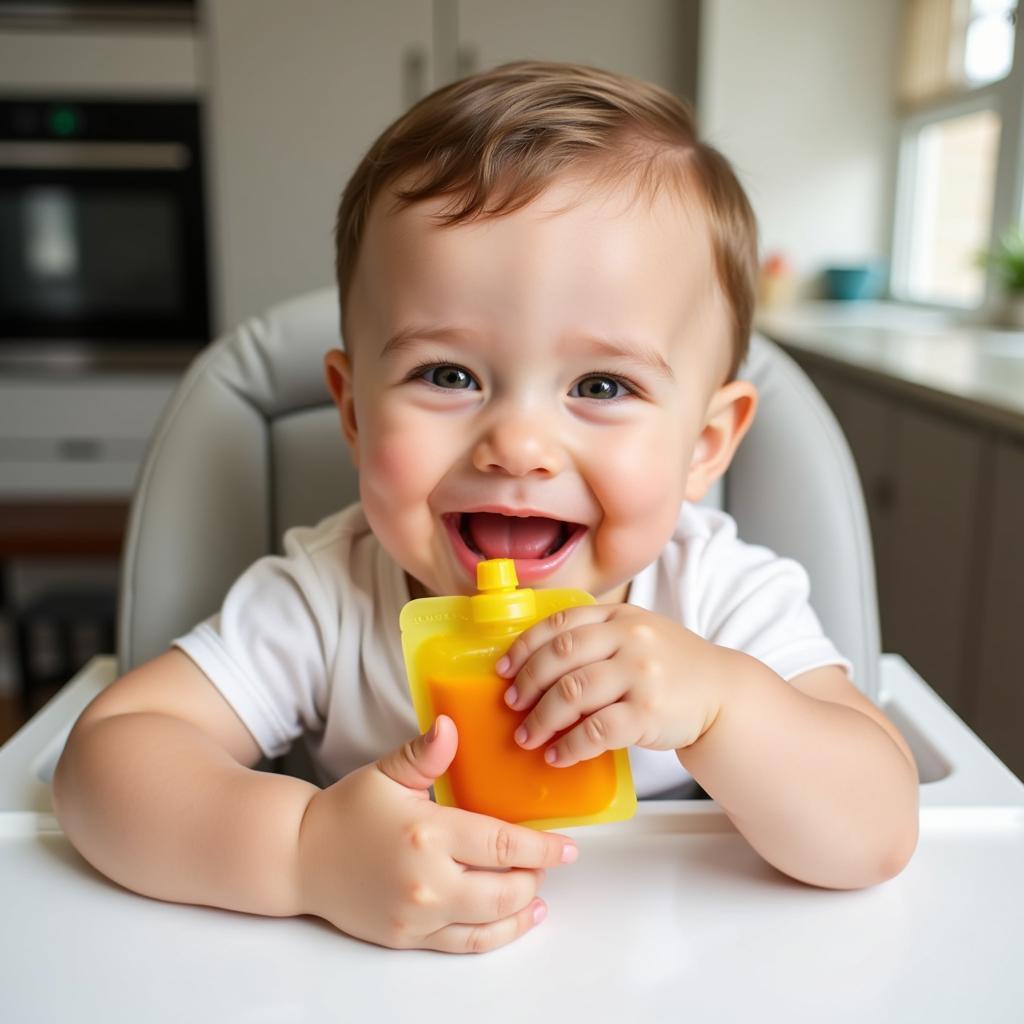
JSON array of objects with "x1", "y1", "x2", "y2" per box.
[{"x1": 471, "y1": 412, "x2": 564, "y2": 478}]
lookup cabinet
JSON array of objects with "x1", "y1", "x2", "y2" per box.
[
  {"x1": 974, "y1": 439, "x2": 1024, "y2": 778},
  {"x1": 0, "y1": 24, "x2": 199, "y2": 94},
  {"x1": 204, "y1": 0, "x2": 433, "y2": 331},
  {"x1": 456, "y1": 0, "x2": 697, "y2": 97},
  {"x1": 795, "y1": 356, "x2": 1023, "y2": 782},
  {"x1": 204, "y1": 0, "x2": 699, "y2": 330},
  {"x1": 0, "y1": 376, "x2": 180, "y2": 499},
  {"x1": 807, "y1": 364, "x2": 988, "y2": 709},
  {"x1": 884, "y1": 406, "x2": 988, "y2": 712}
]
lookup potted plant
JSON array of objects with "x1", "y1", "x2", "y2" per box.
[{"x1": 980, "y1": 226, "x2": 1024, "y2": 327}]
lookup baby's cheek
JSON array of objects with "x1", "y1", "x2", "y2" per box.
[
  {"x1": 362, "y1": 434, "x2": 431, "y2": 502},
  {"x1": 357, "y1": 423, "x2": 442, "y2": 552},
  {"x1": 588, "y1": 433, "x2": 684, "y2": 563},
  {"x1": 598, "y1": 432, "x2": 681, "y2": 517}
]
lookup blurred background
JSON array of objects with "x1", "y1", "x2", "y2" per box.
[{"x1": 0, "y1": 0, "x2": 1020, "y2": 780}]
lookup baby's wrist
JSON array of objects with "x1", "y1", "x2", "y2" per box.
[
  {"x1": 245, "y1": 771, "x2": 319, "y2": 920},
  {"x1": 292, "y1": 785, "x2": 329, "y2": 919},
  {"x1": 691, "y1": 643, "x2": 759, "y2": 745}
]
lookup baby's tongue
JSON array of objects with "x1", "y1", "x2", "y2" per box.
[{"x1": 465, "y1": 512, "x2": 563, "y2": 559}]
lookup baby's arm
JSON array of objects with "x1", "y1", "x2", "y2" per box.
[
  {"x1": 52, "y1": 649, "x2": 317, "y2": 917},
  {"x1": 679, "y1": 655, "x2": 919, "y2": 889},
  {"x1": 53, "y1": 652, "x2": 574, "y2": 952}
]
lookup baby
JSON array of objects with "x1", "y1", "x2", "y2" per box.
[{"x1": 53, "y1": 61, "x2": 919, "y2": 955}]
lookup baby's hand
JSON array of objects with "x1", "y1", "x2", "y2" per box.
[
  {"x1": 295, "y1": 715, "x2": 577, "y2": 954},
  {"x1": 498, "y1": 605, "x2": 728, "y2": 767}
]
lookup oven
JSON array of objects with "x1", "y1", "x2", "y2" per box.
[{"x1": 0, "y1": 97, "x2": 210, "y2": 354}]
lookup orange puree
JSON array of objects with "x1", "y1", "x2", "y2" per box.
[{"x1": 428, "y1": 674, "x2": 617, "y2": 822}]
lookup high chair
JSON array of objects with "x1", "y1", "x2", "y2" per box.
[{"x1": 2, "y1": 287, "x2": 1022, "y2": 1022}]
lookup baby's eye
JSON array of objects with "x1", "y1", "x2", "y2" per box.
[
  {"x1": 570, "y1": 374, "x2": 632, "y2": 400},
  {"x1": 418, "y1": 364, "x2": 479, "y2": 390}
]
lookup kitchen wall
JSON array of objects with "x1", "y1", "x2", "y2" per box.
[
  {"x1": 205, "y1": 0, "x2": 900, "y2": 327},
  {"x1": 700, "y1": 0, "x2": 901, "y2": 295}
]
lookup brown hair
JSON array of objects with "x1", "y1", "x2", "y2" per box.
[{"x1": 335, "y1": 60, "x2": 758, "y2": 379}]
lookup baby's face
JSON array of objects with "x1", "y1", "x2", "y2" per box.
[{"x1": 327, "y1": 172, "x2": 752, "y2": 602}]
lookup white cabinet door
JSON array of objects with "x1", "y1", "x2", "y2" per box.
[
  {"x1": 204, "y1": 0, "x2": 434, "y2": 330},
  {"x1": 455, "y1": 0, "x2": 699, "y2": 99}
]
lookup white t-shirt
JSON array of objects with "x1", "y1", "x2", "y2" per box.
[{"x1": 172, "y1": 502, "x2": 852, "y2": 798}]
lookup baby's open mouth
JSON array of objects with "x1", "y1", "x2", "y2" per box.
[{"x1": 455, "y1": 512, "x2": 577, "y2": 560}]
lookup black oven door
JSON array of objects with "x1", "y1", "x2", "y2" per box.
[{"x1": 0, "y1": 101, "x2": 210, "y2": 348}]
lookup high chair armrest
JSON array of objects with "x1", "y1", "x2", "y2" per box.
[
  {"x1": 0, "y1": 655, "x2": 116, "y2": 832},
  {"x1": 878, "y1": 654, "x2": 1024, "y2": 816}
]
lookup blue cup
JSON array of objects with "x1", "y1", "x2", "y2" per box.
[{"x1": 823, "y1": 264, "x2": 886, "y2": 301}]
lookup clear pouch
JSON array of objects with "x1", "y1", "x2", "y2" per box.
[{"x1": 400, "y1": 558, "x2": 637, "y2": 830}]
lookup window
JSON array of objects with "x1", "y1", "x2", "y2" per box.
[
  {"x1": 965, "y1": 0, "x2": 1016, "y2": 85},
  {"x1": 892, "y1": 0, "x2": 1023, "y2": 308}
]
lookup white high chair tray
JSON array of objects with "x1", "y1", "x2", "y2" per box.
[{"x1": 1, "y1": 654, "x2": 1022, "y2": 1023}]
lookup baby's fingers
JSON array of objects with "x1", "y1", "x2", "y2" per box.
[
  {"x1": 423, "y1": 894, "x2": 549, "y2": 954},
  {"x1": 497, "y1": 606, "x2": 613, "y2": 687},
  {"x1": 546, "y1": 701, "x2": 639, "y2": 768},
  {"x1": 442, "y1": 806, "x2": 578, "y2": 869},
  {"x1": 446, "y1": 865, "x2": 545, "y2": 926}
]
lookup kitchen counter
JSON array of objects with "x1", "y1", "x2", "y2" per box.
[{"x1": 756, "y1": 302, "x2": 1024, "y2": 438}]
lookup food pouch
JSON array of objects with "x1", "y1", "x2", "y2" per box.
[{"x1": 400, "y1": 557, "x2": 637, "y2": 830}]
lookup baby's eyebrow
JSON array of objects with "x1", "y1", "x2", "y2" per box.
[
  {"x1": 380, "y1": 323, "x2": 674, "y2": 382},
  {"x1": 563, "y1": 334, "x2": 675, "y2": 382},
  {"x1": 380, "y1": 323, "x2": 475, "y2": 359}
]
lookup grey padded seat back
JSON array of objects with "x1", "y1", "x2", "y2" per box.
[{"x1": 119, "y1": 286, "x2": 881, "y2": 700}]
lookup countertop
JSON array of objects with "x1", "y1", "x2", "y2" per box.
[{"x1": 756, "y1": 302, "x2": 1024, "y2": 438}]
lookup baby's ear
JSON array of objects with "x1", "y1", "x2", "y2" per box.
[
  {"x1": 323, "y1": 349, "x2": 360, "y2": 464},
  {"x1": 684, "y1": 380, "x2": 758, "y2": 502}
]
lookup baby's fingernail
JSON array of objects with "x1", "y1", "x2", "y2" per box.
[
  {"x1": 504, "y1": 685, "x2": 518, "y2": 707},
  {"x1": 545, "y1": 747, "x2": 558, "y2": 764},
  {"x1": 561, "y1": 843, "x2": 578, "y2": 864},
  {"x1": 496, "y1": 656, "x2": 511, "y2": 676},
  {"x1": 532, "y1": 899, "x2": 547, "y2": 925},
  {"x1": 514, "y1": 726, "x2": 528, "y2": 745}
]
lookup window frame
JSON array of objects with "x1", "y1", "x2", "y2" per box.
[{"x1": 890, "y1": 3, "x2": 1024, "y2": 316}]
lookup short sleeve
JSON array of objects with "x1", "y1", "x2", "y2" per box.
[
  {"x1": 695, "y1": 516, "x2": 854, "y2": 683},
  {"x1": 171, "y1": 529, "x2": 337, "y2": 759}
]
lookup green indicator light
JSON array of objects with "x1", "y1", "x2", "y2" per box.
[{"x1": 50, "y1": 107, "x2": 78, "y2": 137}]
